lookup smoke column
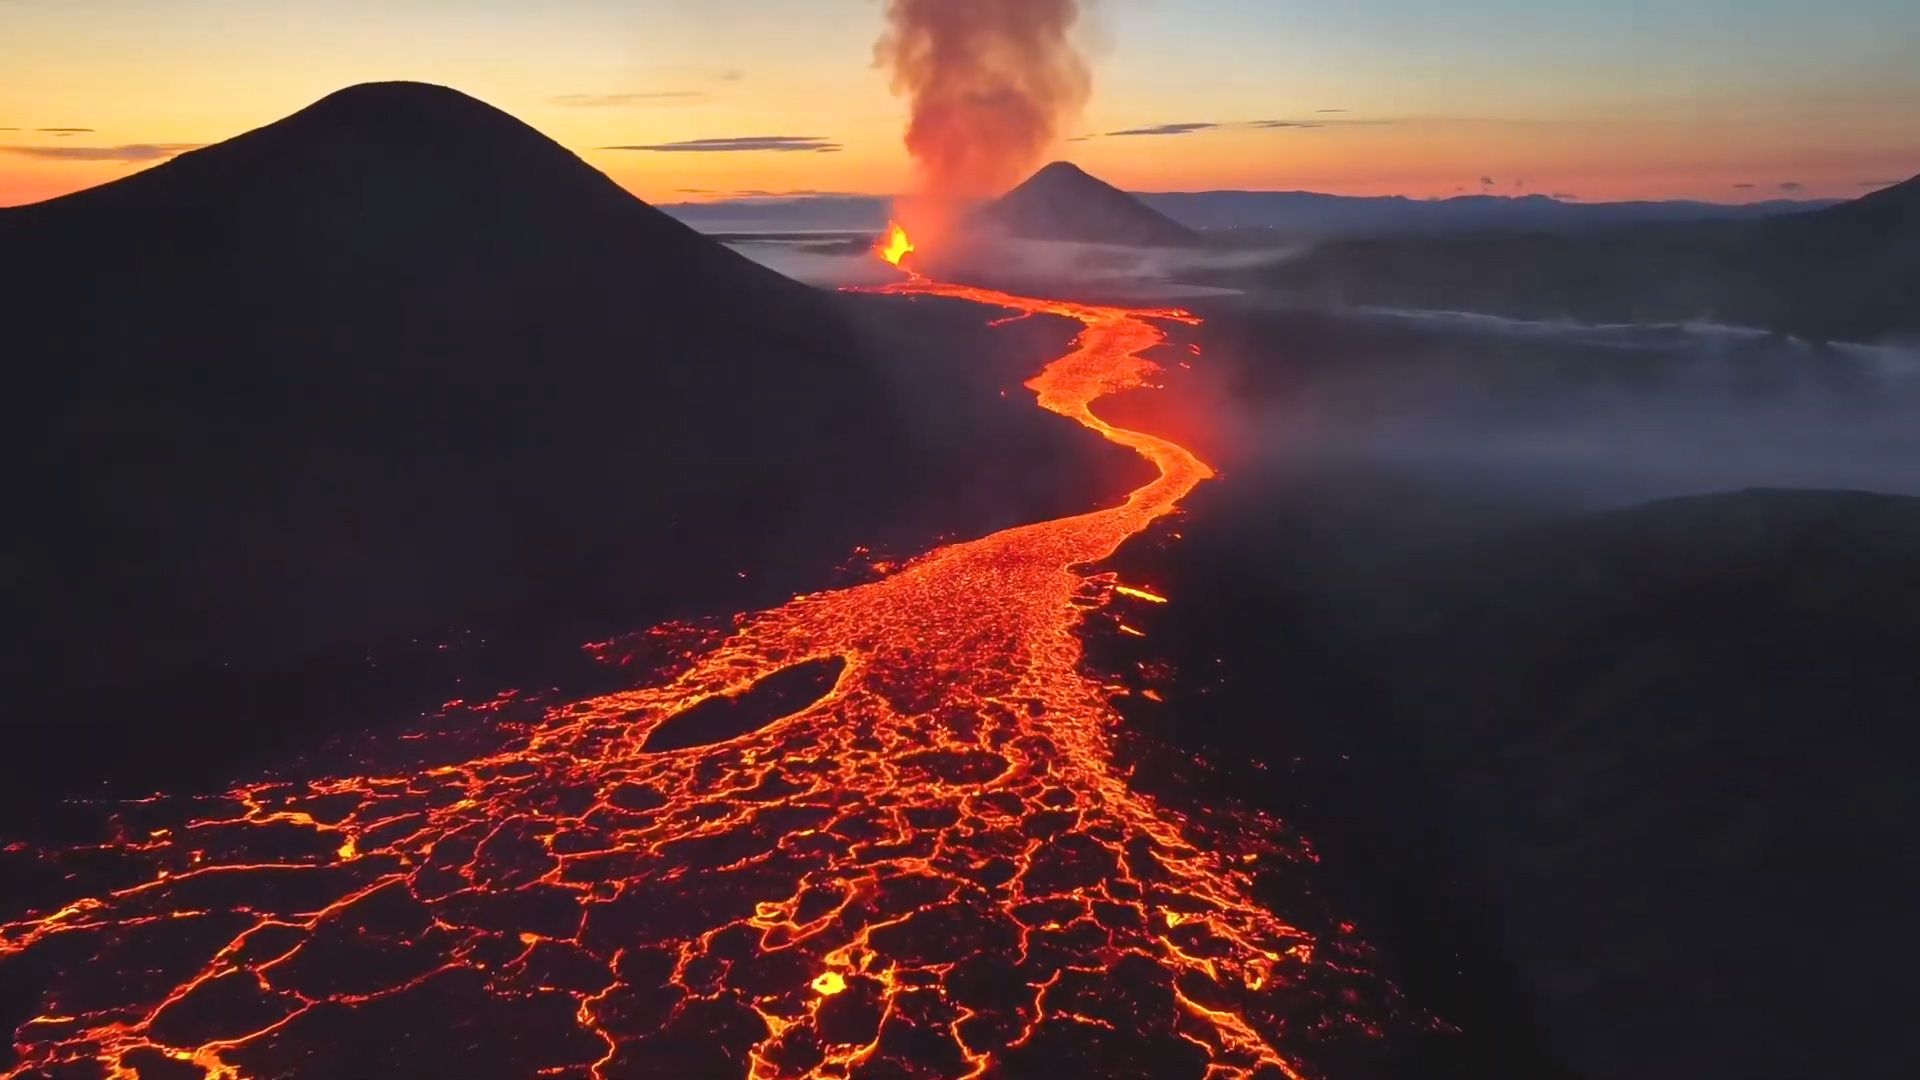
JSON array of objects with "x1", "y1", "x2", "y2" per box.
[{"x1": 877, "y1": 0, "x2": 1091, "y2": 238}]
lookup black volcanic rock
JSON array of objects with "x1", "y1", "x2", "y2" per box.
[
  {"x1": 980, "y1": 161, "x2": 1202, "y2": 248},
  {"x1": 1126, "y1": 478, "x2": 1920, "y2": 1080},
  {"x1": 1251, "y1": 171, "x2": 1920, "y2": 342},
  {"x1": 1839, "y1": 171, "x2": 1920, "y2": 215},
  {"x1": 0, "y1": 82, "x2": 948, "y2": 787},
  {"x1": 1388, "y1": 489, "x2": 1920, "y2": 1080}
]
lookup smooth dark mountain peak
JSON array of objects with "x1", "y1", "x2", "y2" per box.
[
  {"x1": 260, "y1": 80, "x2": 563, "y2": 161},
  {"x1": 1012, "y1": 159, "x2": 1125, "y2": 199},
  {"x1": 1032, "y1": 160, "x2": 1093, "y2": 181},
  {"x1": 981, "y1": 159, "x2": 1202, "y2": 247},
  {"x1": 1856, "y1": 171, "x2": 1920, "y2": 208},
  {"x1": 35, "y1": 79, "x2": 608, "y2": 212},
  {"x1": 3, "y1": 79, "x2": 809, "y2": 305},
  {"x1": 306, "y1": 78, "x2": 491, "y2": 114},
  {"x1": 0, "y1": 81, "x2": 914, "y2": 729}
]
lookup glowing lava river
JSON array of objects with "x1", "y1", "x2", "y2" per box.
[{"x1": 1, "y1": 271, "x2": 1413, "y2": 1078}]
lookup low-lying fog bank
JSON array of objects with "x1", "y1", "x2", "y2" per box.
[
  {"x1": 1196, "y1": 299, "x2": 1920, "y2": 506},
  {"x1": 725, "y1": 233, "x2": 1293, "y2": 300}
]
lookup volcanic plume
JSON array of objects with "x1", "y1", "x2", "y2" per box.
[{"x1": 876, "y1": 0, "x2": 1091, "y2": 244}]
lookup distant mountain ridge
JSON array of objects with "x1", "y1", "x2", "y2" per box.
[
  {"x1": 1249, "y1": 172, "x2": 1920, "y2": 342},
  {"x1": 661, "y1": 186, "x2": 1833, "y2": 239},
  {"x1": 1139, "y1": 189, "x2": 1840, "y2": 236}
]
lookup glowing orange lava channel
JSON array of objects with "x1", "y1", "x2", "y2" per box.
[{"x1": 0, "y1": 262, "x2": 1404, "y2": 1078}]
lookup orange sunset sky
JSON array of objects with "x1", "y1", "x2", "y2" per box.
[{"x1": 4, "y1": 0, "x2": 1918, "y2": 209}]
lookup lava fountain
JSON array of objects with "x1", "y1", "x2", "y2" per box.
[
  {"x1": 876, "y1": 222, "x2": 916, "y2": 268},
  {"x1": 0, "y1": 242, "x2": 1411, "y2": 1078}
]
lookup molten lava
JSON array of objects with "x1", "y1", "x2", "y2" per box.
[
  {"x1": 0, "y1": 254, "x2": 1412, "y2": 1077},
  {"x1": 876, "y1": 221, "x2": 916, "y2": 268}
]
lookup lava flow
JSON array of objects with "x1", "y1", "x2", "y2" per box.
[{"x1": 1, "y1": 245, "x2": 1409, "y2": 1078}]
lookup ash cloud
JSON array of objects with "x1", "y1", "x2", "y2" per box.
[{"x1": 876, "y1": 0, "x2": 1091, "y2": 202}]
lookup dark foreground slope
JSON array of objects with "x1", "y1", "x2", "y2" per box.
[
  {"x1": 1113, "y1": 479, "x2": 1920, "y2": 1080},
  {"x1": 1387, "y1": 490, "x2": 1919, "y2": 1080},
  {"x1": 0, "y1": 83, "x2": 1133, "y2": 805},
  {"x1": 1253, "y1": 173, "x2": 1920, "y2": 341},
  {"x1": 980, "y1": 161, "x2": 1203, "y2": 248}
]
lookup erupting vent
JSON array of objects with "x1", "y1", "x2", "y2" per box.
[{"x1": 876, "y1": 222, "x2": 916, "y2": 268}]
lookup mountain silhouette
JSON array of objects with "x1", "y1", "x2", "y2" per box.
[
  {"x1": 1254, "y1": 171, "x2": 1920, "y2": 341},
  {"x1": 659, "y1": 189, "x2": 1829, "y2": 237},
  {"x1": 1139, "y1": 189, "x2": 1834, "y2": 235},
  {"x1": 0, "y1": 82, "x2": 935, "y2": 788},
  {"x1": 980, "y1": 161, "x2": 1202, "y2": 248},
  {"x1": 1839, "y1": 171, "x2": 1920, "y2": 214}
]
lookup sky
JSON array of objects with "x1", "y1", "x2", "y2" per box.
[{"x1": 3, "y1": 0, "x2": 1918, "y2": 208}]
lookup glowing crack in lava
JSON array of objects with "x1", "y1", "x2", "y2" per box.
[{"x1": 1, "y1": 241, "x2": 1412, "y2": 1078}]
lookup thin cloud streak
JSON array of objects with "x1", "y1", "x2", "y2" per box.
[
  {"x1": 1093, "y1": 117, "x2": 1397, "y2": 138},
  {"x1": 549, "y1": 92, "x2": 707, "y2": 107},
  {"x1": 2, "y1": 143, "x2": 204, "y2": 162},
  {"x1": 671, "y1": 187, "x2": 875, "y2": 200},
  {"x1": 601, "y1": 135, "x2": 842, "y2": 153},
  {"x1": 1105, "y1": 121, "x2": 1219, "y2": 137}
]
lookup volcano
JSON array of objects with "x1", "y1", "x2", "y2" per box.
[
  {"x1": 0, "y1": 82, "x2": 921, "y2": 789},
  {"x1": 980, "y1": 160, "x2": 1203, "y2": 248}
]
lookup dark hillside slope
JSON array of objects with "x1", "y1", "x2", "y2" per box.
[
  {"x1": 0, "y1": 82, "x2": 1010, "y2": 794},
  {"x1": 1392, "y1": 489, "x2": 1920, "y2": 1079},
  {"x1": 1119, "y1": 480, "x2": 1920, "y2": 1080}
]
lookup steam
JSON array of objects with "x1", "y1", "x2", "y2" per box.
[{"x1": 876, "y1": 0, "x2": 1091, "y2": 237}]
